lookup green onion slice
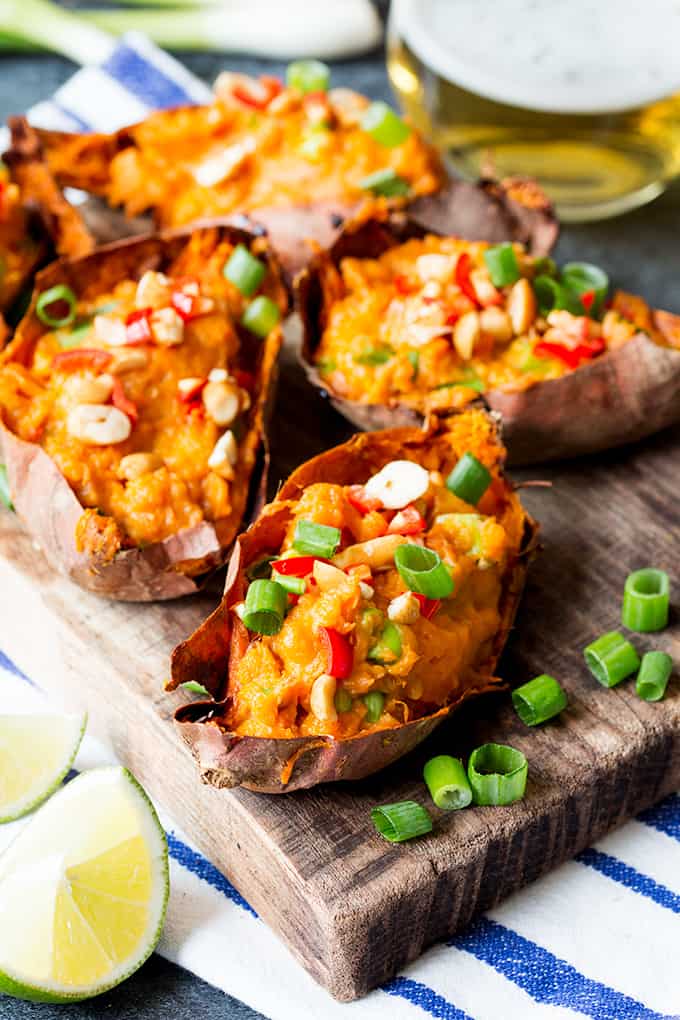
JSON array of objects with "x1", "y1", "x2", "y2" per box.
[
  {"x1": 367, "y1": 622, "x2": 402, "y2": 665},
  {"x1": 361, "y1": 101, "x2": 411, "y2": 147},
  {"x1": 584, "y1": 631, "x2": 640, "y2": 688},
  {"x1": 407, "y1": 350, "x2": 419, "y2": 380},
  {"x1": 371, "y1": 800, "x2": 432, "y2": 843},
  {"x1": 394, "y1": 544, "x2": 454, "y2": 599},
  {"x1": 423, "y1": 755, "x2": 472, "y2": 811},
  {"x1": 57, "y1": 318, "x2": 93, "y2": 348},
  {"x1": 483, "y1": 243, "x2": 520, "y2": 287},
  {"x1": 622, "y1": 568, "x2": 670, "y2": 633},
  {"x1": 245, "y1": 556, "x2": 275, "y2": 581},
  {"x1": 467, "y1": 743, "x2": 528, "y2": 806},
  {"x1": 241, "y1": 295, "x2": 280, "y2": 337},
  {"x1": 0, "y1": 464, "x2": 13, "y2": 511},
  {"x1": 292, "y1": 519, "x2": 341, "y2": 558},
  {"x1": 358, "y1": 168, "x2": 410, "y2": 197},
  {"x1": 354, "y1": 344, "x2": 394, "y2": 365},
  {"x1": 512, "y1": 674, "x2": 568, "y2": 726},
  {"x1": 242, "y1": 579, "x2": 288, "y2": 635},
  {"x1": 363, "y1": 690, "x2": 385, "y2": 723},
  {"x1": 224, "y1": 244, "x2": 266, "y2": 297},
  {"x1": 334, "y1": 686, "x2": 353, "y2": 713},
  {"x1": 36, "y1": 284, "x2": 78, "y2": 329},
  {"x1": 286, "y1": 58, "x2": 330, "y2": 94},
  {"x1": 446, "y1": 452, "x2": 492, "y2": 506},
  {"x1": 560, "y1": 261, "x2": 609, "y2": 313},
  {"x1": 180, "y1": 680, "x2": 211, "y2": 698},
  {"x1": 271, "y1": 570, "x2": 306, "y2": 595},
  {"x1": 636, "y1": 651, "x2": 673, "y2": 702},
  {"x1": 531, "y1": 256, "x2": 557, "y2": 277},
  {"x1": 533, "y1": 275, "x2": 583, "y2": 317}
]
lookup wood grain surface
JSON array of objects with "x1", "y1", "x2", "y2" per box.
[{"x1": 1, "y1": 322, "x2": 679, "y2": 1001}]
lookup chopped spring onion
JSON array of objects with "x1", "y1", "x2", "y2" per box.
[
  {"x1": 334, "y1": 686, "x2": 353, "y2": 713},
  {"x1": 271, "y1": 570, "x2": 306, "y2": 596},
  {"x1": 292, "y1": 519, "x2": 341, "y2": 558},
  {"x1": 367, "y1": 622, "x2": 403, "y2": 665},
  {"x1": 584, "y1": 631, "x2": 640, "y2": 688},
  {"x1": 242, "y1": 579, "x2": 288, "y2": 635},
  {"x1": 36, "y1": 284, "x2": 77, "y2": 329},
  {"x1": 636, "y1": 651, "x2": 673, "y2": 702},
  {"x1": 354, "y1": 345, "x2": 394, "y2": 365},
  {"x1": 246, "y1": 556, "x2": 275, "y2": 581},
  {"x1": 0, "y1": 464, "x2": 13, "y2": 510},
  {"x1": 560, "y1": 262, "x2": 609, "y2": 314},
  {"x1": 532, "y1": 256, "x2": 557, "y2": 277},
  {"x1": 622, "y1": 568, "x2": 670, "y2": 633},
  {"x1": 286, "y1": 59, "x2": 330, "y2": 94},
  {"x1": 446, "y1": 452, "x2": 491, "y2": 506},
  {"x1": 532, "y1": 275, "x2": 582, "y2": 317},
  {"x1": 407, "y1": 350, "x2": 419, "y2": 380},
  {"x1": 467, "y1": 743, "x2": 528, "y2": 806},
  {"x1": 241, "y1": 295, "x2": 280, "y2": 337},
  {"x1": 512, "y1": 674, "x2": 568, "y2": 726},
  {"x1": 483, "y1": 243, "x2": 520, "y2": 288},
  {"x1": 358, "y1": 168, "x2": 410, "y2": 198},
  {"x1": 394, "y1": 544, "x2": 454, "y2": 599},
  {"x1": 363, "y1": 690, "x2": 385, "y2": 723},
  {"x1": 58, "y1": 318, "x2": 92, "y2": 348},
  {"x1": 371, "y1": 800, "x2": 432, "y2": 843},
  {"x1": 224, "y1": 244, "x2": 266, "y2": 297},
  {"x1": 180, "y1": 680, "x2": 211, "y2": 698},
  {"x1": 423, "y1": 755, "x2": 472, "y2": 811},
  {"x1": 361, "y1": 101, "x2": 411, "y2": 147},
  {"x1": 317, "y1": 357, "x2": 336, "y2": 375}
]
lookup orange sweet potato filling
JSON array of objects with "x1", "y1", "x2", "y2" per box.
[
  {"x1": 227, "y1": 412, "x2": 526, "y2": 741},
  {"x1": 0, "y1": 166, "x2": 43, "y2": 328},
  {"x1": 313, "y1": 236, "x2": 679, "y2": 415},
  {"x1": 0, "y1": 234, "x2": 280, "y2": 555}
]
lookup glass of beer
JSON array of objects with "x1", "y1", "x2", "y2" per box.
[{"x1": 387, "y1": 0, "x2": 680, "y2": 221}]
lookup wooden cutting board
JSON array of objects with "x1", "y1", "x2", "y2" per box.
[{"x1": 1, "y1": 329, "x2": 679, "y2": 1002}]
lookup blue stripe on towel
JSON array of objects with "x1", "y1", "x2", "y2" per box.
[
  {"x1": 0, "y1": 647, "x2": 38, "y2": 687},
  {"x1": 384, "y1": 977, "x2": 473, "y2": 1020},
  {"x1": 51, "y1": 100, "x2": 92, "y2": 133},
  {"x1": 639, "y1": 794, "x2": 680, "y2": 843},
  {"x1": 453, "y1": 917, "x2": 674, "y2": 1020},
  {"x1": 166, "y1": 831, "x2": 258, "y2": 918},
  {"x1": 578, "y1": 847, "x2": 680, "y2": 914},
  {"x1": 102, "y1": 44, "x2": 194, "y2": 111}
]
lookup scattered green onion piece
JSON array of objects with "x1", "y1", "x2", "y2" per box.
[
  {"x1": 246, "y1": 556, "x2": 275, "y2": 581},
  {"x1": 371, "y1": 800, "x2": 432, "y2": 843},
  {"x1": 533, "y1": 275, "x2": 583, "y2": 317},
  {"x1": 512, "y1": 674, "x2": 568, "y2": 726},
  {"x1": 446, "y1": 452, "x2": 491, "y2": 506},
  {"x1": 224, "y1": 244, "x2": 266, "y2": 297},
  {"x1": 358, "y1": 168, "x2": 410, "y2": 197},
  {"x1": 180, "y1": 680, "x2": 211, "y2": 698},
  {"x1": 560, "y1": 261, "x2": 609, "y2": 314},
  {"x1": 407, "y1": 350, "x2": 419, "y2": 380},
  {"x1": 622, "y1": 568, "x2": 670, "y2": 633},
  {"x1": 423, "y1": 755, "x2": 472, "y2": 811},
  {"x1": 317, "y1": 357, "x2": 336, "y2": 375},
  {"x1": 483, "y1": 243, "x2": 520, "y2": 287},
  {"x1": 286, "y1": 58, "x2": 330, "y2": 94},
  {"x1": 361, "y1": 606, "x2": 383, "y2": 633},
  {"x1": 467, "y1": 743, "x2": 528, "y2": 806},
  {"x1": 367, "y1": 622, "x2": 403, "y2": 665},
  {"x1": 636, "y1": 651, "x2": 673, "y2": 702},
  {"x1": 531, "y1": 256, "x2": 557, "y2": 277},
  {"x1": 361, "y1": 101, "x2": 411, "y2": 147},
  {"x1": 242, "y1": 579, "x2": 288, "y2": 636},
  {"x1": 292, "y1": 519, "x2": 341, "y2": 558},
  {"x1": 394, "y1": 544, "x2": 454, "y2": 599},
  {"x1": 36, "y1": 284, "x2": 77, "y2": 329},
  {"x1": 335, "y1": 686, "x2": 353, "y2": 713},
  {"x1": 354, "y1": 345, "x2": 394, "y2": 365},
  {"x1": 271, "y1": 570, "x2": 306, "y2": 595},
  {"x1": 241, "y1": 295, "x2": 280, "y2": 337},
  {"x1": 584, "y1": 631, "x2": 641, "y2": 688},
  {"x1": 58, "y1": 318, "x2": 92, "y2": 348},
  {"x1": 363, "y1": 690, "x2": 385, "y2": 722},
  {"x1": 0, "y1": 464, "x2": 13, "y2": 510}
]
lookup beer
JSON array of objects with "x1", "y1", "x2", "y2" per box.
[{"x1": 387, "y1": 0, "x2": 680, "y2": 221}]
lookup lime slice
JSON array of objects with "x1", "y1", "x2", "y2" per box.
[
  {"x1": 0, "y1": 712, "x2": 87, "y2": 823},
  {"x1": 0, "y1": 766, "x2": 169, "y2": 1002}
]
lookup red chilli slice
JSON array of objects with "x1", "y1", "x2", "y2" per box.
[
  {"x1": 111, "y1": 377, "x2": 138, "y2": 426},
  {"x1": 52, "y1": 348, "x2": 113, "y2": 372},
  {"x1": 319, "y1": 626, "x2": 353, "y2": 680},
  {"x1": 412, "y1": 593, "x2": 441, "y2": 620},
  {"x1": 387, "y1": 505, "x2": 426, "y2": 536}
]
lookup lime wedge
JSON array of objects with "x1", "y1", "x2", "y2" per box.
[
  {"x1": 0, "y1": 766, "x2": 169, "y2": 1002},
  {"x1": 0, "y1": 712, "x2": 86, "y2": 823}
]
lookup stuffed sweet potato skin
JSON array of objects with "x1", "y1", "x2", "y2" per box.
[
  {"x1": 169, "y1": 411, "x2": 539, "y2": 793},
  {"x1": 0, "y1": 223, "x2": 286, "y2": 600},
  {"x1": 297, "y1": 209, "x2": 680, "y2": 464}
]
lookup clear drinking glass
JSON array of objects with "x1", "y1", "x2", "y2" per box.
[{"x1": 387, "y1": 0, "x2": 680, "y2": 221}]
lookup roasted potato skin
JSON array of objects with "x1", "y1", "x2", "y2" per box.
[
  {"x1": 169, "y1": 410, "x2": 539, "y2": 793},
  {"x1": 0, "y1": 221, "x2": 287, "y2": 600},
  {"x1": 296, "y1": 205, "x2": 680, "y2": 465}
]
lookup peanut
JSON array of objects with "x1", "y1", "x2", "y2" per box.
[
  {"x1": 94, "y1": 315, "x2": 127, "y2": 347},
  {"x1": 63, "y1": 373, "x2": 114, "y2": 405},
  {"x1": 202, "y1": 380, "x2": 240, "y2": 426},
  {"x1": 310, "y1": 674, "x2": 338, "y2": 723},
  {"x1": 479, "y1": 306, "x2": 513, "y2": 343},
  {"x1": 109, "y1": 348, "x2": 149, "y2": 374},
  {"x1": 207, "y1": 429, "x2": 238, "y2": 478},
  {"x1": 135, "y1": 270, "x2": 170, "y2": 310},
  {"x1": 117, "y1": 452, "x2": 162, "y2": 481},
  {"x1": 387, "y1": 591, "x2": 421, "y2": 624},
  {"x1": 67, "y1": 404, "x2": 131, "y2": 445},
  {"x1": 507, "y1": 278, "x2": 537, "y2": 335},
  {"x1": 150, "y1": 307, "x2": 184, "y2": 347},
  {"x1": 453, "y1": 310, "x2": 481, "y2": 360}
]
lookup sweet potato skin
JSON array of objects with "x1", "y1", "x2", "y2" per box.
[
  {"x1": 297, "y1": 208, "x2": 680, "y2": 465},
  {"x1": 0, "y1": 222, "x2": 286, "y2": 601},
  {"x1": 169, "y1": 411, "x2": 539, "y2": 793}
]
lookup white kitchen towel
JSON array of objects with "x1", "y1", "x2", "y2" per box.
[{"x1": 2, "y1": 33, "x2": 680, "y2": 1020}]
